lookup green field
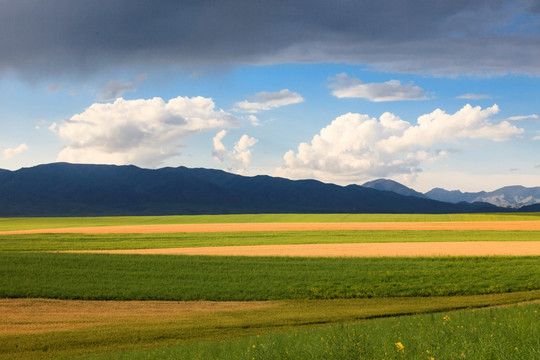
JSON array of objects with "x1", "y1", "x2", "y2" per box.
[
  {"x1": 3, "y1": 294, "x2": 538, "y2": 360},
  {"x1": 1, "y1": 230, "x2": 540, "y2": 252},
  {"x1": 1, "y1": 253, "x2": 539, "y2": 300},
  {"x1": 0, "y1": 214, "x2": 539, "y2": 359},
  {"x1": 1, "y1": 212, "x2": 539, "y2": 231},
  {"x1": 77, "y1": 302, "x2": 540, "y2": 360}
]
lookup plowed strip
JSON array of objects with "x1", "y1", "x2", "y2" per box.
[
  {"x1": 70, "y1": 241, "x2": 540, "y2": 257},
  {"x1": 4, "y1": 220, "x2": 540, "y2": 234}
]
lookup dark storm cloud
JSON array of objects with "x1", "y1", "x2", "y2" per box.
[
  {"x1": 98, "y1": 79, "x2": 136, "y2": 101},
  {"x1": 1, "y1": 0, "x2": 539, "y2": 76}
]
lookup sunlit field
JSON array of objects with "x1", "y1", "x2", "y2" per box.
[
  {"x1": 1, "y1": 212, "x2": 540, "y2": 231},
  {"x1": 2, "y1": 230, "x2": 540, "y2": 252},
  {"x1": 78, "y1": 302, "x2": 540, "y2": 360},
  {"x1": 0, "y1": 214, "x2": 539, "y2": 359},
  {"x1": 1, "y1": 254, "x2": 539, "y2": 300},
  {"x1": 4, "y1": 1, "x2": 540, "y2": 359}
]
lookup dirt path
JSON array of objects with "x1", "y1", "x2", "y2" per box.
[
  {"x1": 4, "y1": 220, "x2": 540, "y2": 234},
  {"x1": 70, "y1": 241, "x2": 540, "y2": 257}
]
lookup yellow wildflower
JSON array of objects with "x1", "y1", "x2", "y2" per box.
[{"x1": 395, "y1": 342, "x2": 405, "y2": 352}]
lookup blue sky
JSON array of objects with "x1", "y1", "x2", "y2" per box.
[{"x1": 1, "y1": 1, "x2": 540, "y2": 192}]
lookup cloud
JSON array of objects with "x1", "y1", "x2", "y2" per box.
[
  {"x1": 3, "y1": 143, "x2": 28, "y2": 159},
  {"x1": 232, "y1": 134, "x2": 259, "y2": 171},
  {"x1": 330, "y1": 74, "x2": 429, "y2": 102},
  {"x1": 48, "y1": 122, "x2": 59, "y2": 133},
  {"x1": 276, "y1": 104, "x2": 524, "y2": 184},
  {"x1": 248, "y1": 115, "x2": 260, "y2": 126},
  {"x1": 98, "y1": 79, "x2": 136, "y2": 101},
  {"x1": 135, "y1": 73, "x2": 147, "y2": 84},
  {"x1": 378, "y1": 104, "x2": 522, "y2": 152},
  {"x1": 212, "y1": 130, "x2": 228, "y2": 164},
  {"x1": 46, "y1": 83, "x2": 63, "y2": 93},
  {"x1": 505, "y1": 114, "x2": 539, "y2": 121},
  {"x1": 2, "y1": 1, "x2": 539, "y2": 77},
  {"x1": 233, "y1": 89, "x2": 304, "y2": 113},
  {"x1": 212, "y1": 131, "x2": 258, "y2": 174},
  {"x1": 34, "y1": 119, "x2": 49, "y2": 130},
  {"x1": 457, "y1": 93, "x2": 492, "y2": 99},
  {"x1": 55, "y1": 96, "x2": 239, "y2": 167}
]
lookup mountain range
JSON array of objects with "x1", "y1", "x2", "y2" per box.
[
  {"x1": 362, "y1": 179, "x2": 540, "y2": 209},
  {"x1": 0, "y1": 162, "x2": 507, "y2": 217}
]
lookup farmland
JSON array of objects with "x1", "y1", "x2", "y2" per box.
[
  {"x1": 1, "y1": 212, "x2": 540, "y2": 231},
  {"x1": 0, "y1": 213, "x2": 539, "y2": 359},
  {"x1": 78, "y1": 302, "x2": 540, "y2": 360},
  {"x1": 2, "y1": 254, "x2": 539, "y2": 300},
  {"x1": 2, "y1": 230, "x2": 540, "y2": 252}
]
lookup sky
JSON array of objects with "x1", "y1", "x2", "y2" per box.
[{"x1": 1, "y1": 0, "x2": 540, "y2": 192}]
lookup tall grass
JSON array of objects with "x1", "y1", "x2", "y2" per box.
[
  {"x1": 1, "y1": 212, "x2": 539, "y2": 231},
  {"x1": 78, "y1": 302, "x2": 540, "y2": 360},
  {"x1": 3, "y1": 294, "x2": 538, "y2": 360},
  {"x1": 1, "y1": 253, "x2": 538, "y2": 300}
]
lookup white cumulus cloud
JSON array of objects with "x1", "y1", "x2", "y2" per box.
[
  {"x1": 56, "y1": 96, "x2": 239, "y2": 167},
  {"x1": 378, "y1": 104, "x2": 520, "y2": 153},
  {"x1": 3, "y1": 143, "x2": 28, "y2": 160},
  {"x1": 212, "y1": 129, "x2": 228, "y2": 164},
  {"x1": 212, "y1": 131, "x2": 258, "y2": 174},
  {"x1": 330, "y1": 73, "x2": 429, "y2": 102},
  {"x1": 276, "y1": 104, "x2": 524, "y2": 184},
  {"x1": 234, "y1": 89, "x2": 304, "y2": 113}
]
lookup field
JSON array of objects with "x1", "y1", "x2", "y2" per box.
[
  {"x1": 1, "y1": 212, "x2": 540, "y2": 231},
  {"x1": 1, "y1": 213, "x2": 539, "y2": 359},
  {"x1": 2, "y1": 230, "x2": 540, "y2": 252}
]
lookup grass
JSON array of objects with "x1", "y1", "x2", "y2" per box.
[
  {"x1": 1, "y1": 212, "x2": 540, "y2": 231},
  {"x1": 1, "y1": 213, "x2": 539, "y2": 359},
  {"x1": 1, "y1": 230, "x2": 540, "y2": 252},
  {"x1": 1, "y1": 253, "x2": 539, "y2": 301},
  {"x1": 2, "y1": 293, "x2": 539, "y2": 360},
  {"x1": 74, "y1": 302, "x2": 539, "y2": 360}
]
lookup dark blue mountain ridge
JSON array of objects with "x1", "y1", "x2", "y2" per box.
[{"x1": 0, "y1": 162, "x2": 505, "y2": 216}]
